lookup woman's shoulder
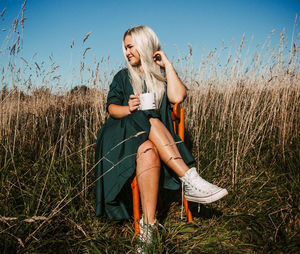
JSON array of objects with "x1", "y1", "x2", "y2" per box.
[
  {"x1": 109, "y1": 68, "x2": 130, "y2": 90},
  {"x1": 114, "y1": 68, "x2": 129, "y2": 79}
]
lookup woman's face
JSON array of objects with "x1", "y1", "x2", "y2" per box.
[{"x1": 124, "y1": 35, "x2": 141, "y2": 67}]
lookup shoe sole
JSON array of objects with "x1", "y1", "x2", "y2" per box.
[{"x1": 185, "y1": 189, "x2": 228, "y2": 204}]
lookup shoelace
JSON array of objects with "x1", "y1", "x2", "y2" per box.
[
  {"x1": 140, "y1": 224, "x2": 154, "y2": 244},
  {"x1": 157, "y1": 221, "x2": 166, "y2": 233},
  {"x1": 137, "y1": 219, "x2": 166, "y2": 254},
  {"x1": 191, "y1": 173, "x2": 221, "y2": 194},
  {"x1": 181, "y1": 182, "x2": 184, "y2": 220},
  {"x1": 139, "y1": 218, "x2": 167, "y2": 244}
]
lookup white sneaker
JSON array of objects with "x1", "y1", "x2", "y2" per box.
[
  {"x1": 139, "y1": 218, "x2": 155, "y2": 245},
  {"x1": 180, "y1": 167, "x2": 228, "y2": 204},
  {"x1": 136, "y1": 217, "x2": 155, "y2": 253},
  {"x1": 136, "y1": 217, "x2": 166, "y2": 253}
]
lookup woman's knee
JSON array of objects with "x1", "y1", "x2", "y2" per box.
[
  {"x1": 137, "y1": 140, "x2": 160, "y2": 163},
  {"x1": 149, "y1": 117, "x2": 161, "y2": 127}
]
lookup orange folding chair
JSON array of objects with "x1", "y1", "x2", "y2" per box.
[{"x1": 131, "y1": 103, "x2": 193, "y2": 235}]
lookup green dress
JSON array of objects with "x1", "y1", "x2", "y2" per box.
[{"x1": 95, "y1": 68, "x2": 195, "y2": 220}]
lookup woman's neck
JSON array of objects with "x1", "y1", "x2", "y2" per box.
[{"x1": 138, "y1": 64, "x2": 143, "y2": 73}]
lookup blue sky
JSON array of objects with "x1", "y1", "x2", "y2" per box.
[{"x1": 0, "y1": 0, "x2": 299, "y2": 87}]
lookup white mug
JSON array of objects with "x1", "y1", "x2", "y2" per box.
[{"x1": 139, "y1": 93, "x2": 156, "y2": 110}]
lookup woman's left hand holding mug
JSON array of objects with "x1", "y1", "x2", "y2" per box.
[{"x1": 128, "y1": 94, "x2": 140, "y2": 113}]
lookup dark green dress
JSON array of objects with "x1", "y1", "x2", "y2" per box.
[{"x1": 95, "y1": 68, "x2": 195, "y2": 220}]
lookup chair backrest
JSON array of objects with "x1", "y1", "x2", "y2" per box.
[{"x1": 172, "y1": 103, "x2": 185, "y2": 141}]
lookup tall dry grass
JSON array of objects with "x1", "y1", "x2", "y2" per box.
[{"x1": 184, "y1": 65, "x2": 299, "y2": 186}]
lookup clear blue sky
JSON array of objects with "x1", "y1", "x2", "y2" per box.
[{"x1": 0, "y1": 0, "x2": 299, "y2": 87}]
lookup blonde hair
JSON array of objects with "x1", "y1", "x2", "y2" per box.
[{"x1": 122, "y1": 25, "x2": 166, "y2": 108}]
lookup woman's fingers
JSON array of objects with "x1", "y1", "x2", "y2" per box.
[
  {"x1": 130, "y1": 94, "x2": 138, "y2": 99},
  {"x1": 129, "y1": 96, "x2": 140, "y2": 105},
  {"x1": 153, "y1": 50, "x2": 169, "y2": 67},
  {"x1": 130, "y1": 100, "x2": 140, "y2": 107},
  {"x1": 131, "y1": 105, "x2": 139, "y2": 112},
  {"x1": 128, "y1": 94, "x2": 140, "y2": 112}
]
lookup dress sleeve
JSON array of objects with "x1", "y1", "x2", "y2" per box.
[{"x1": 106, "y1": 72, "x2": 124, "y2": 111}]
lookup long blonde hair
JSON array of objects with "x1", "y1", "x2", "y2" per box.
[{"x1": 122, "y1": 25, "x2": 166, "y2": 108}]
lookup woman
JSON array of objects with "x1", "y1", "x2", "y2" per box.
[{"x1": 95, "y1": 25, "x2": 227, "y2": 241}]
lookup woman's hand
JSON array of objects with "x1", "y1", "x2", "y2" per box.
[
  {"x1": 108, "y1": 94, "x2": 140, "y2": 118},
  {"x1": 128, "y1": 94, "x2": 140, "y2": 112},
  {"x1": 153, "y1": 51, "x2": 187, "y2": 104},
  {"x1": 153, "y1": 51, "x2": 171, "y2": 68}
]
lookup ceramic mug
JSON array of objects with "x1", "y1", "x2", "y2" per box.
[{"x1": 139, "y1": 93, "x2": 156, "y2": 110}]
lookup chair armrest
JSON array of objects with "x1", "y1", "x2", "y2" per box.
[
  {"x1": 172, "y1": 103, "x2": 182, "y2": 120},
  {"x1": 172, "y1": 103, "x2": 185, "y2": 141}
]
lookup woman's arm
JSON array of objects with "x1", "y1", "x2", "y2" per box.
[
  {"x1": 108, "y1": 94, "x2": 140, "y2": 119},
  {"x1": 153, "y1": 51, "x2": 187, "y2": 104},
  {"x1": 108, "y1": 104, "x2": 131, "y2": 118}
]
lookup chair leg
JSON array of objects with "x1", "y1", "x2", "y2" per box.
[
  {"x1": 177, "y1": 108, "x2": 193, "y2": 222},
  {"x1": 183, "y1": 193, "x2": 193, "y2": 222},
  {"x1": 131, "y1": 176, "x2": 140, "y2": 235}
]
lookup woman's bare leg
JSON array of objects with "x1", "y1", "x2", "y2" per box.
[
  {"x1": 148, "y1": 118, "x2": 189, "y2": 177},
  {"x1": 136, "y1": 140, "x2": 161, "y2": 224},
  {"x1": 136, "y1": 119, "x2": 227, "y2": 216}
]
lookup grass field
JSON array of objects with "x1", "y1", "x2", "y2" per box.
[{"x1": 1, "y1": 17, "x2": 300, "y2": 253}]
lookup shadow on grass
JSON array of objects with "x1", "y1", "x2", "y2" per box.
[{"x1": 158, "y1": 189, "x2": 223, "y2": 223}]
